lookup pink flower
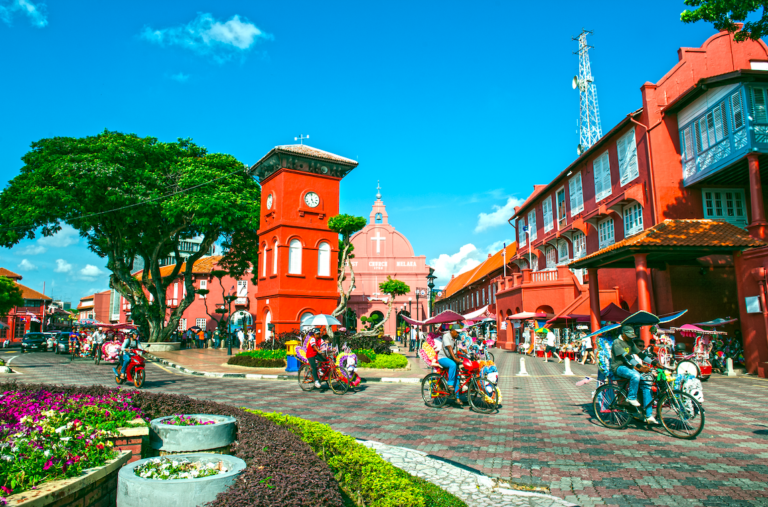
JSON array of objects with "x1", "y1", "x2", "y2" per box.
[
  {"x1": 43, "y1": 460, "x2": 53, "y2": 471},
  {"x1": 0, "y1": 486, "x2": 12, "y2": 495}
]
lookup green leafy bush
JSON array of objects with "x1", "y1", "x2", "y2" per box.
[
  {"x1": 235, "y1": 349, "x2": 287, "y2": 360},
  {"x1": 227, "y1": 355, "x2": 285, "y2": 368},
  {"x1": 249, "y1": 410, "x2": 467, "y2": 507},
  {"x1": 353, "y1": 351, "x2": 409, "y2": 369}
]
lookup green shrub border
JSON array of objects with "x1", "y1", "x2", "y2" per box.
[{"x1": 248, "y1": 410, "x2": 467, "y2": 507}]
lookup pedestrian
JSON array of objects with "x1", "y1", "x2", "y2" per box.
[
  {"x1": 204, "y1": 329, "x2": 212, "y2": 348},
  {"x1": 247, "y1": 329, "x2": 255, "y2": 350},
  {"x1": 213, "y1": 328, "x2": 221, "y2": 348},
  {"x1": 237, "y1": 328, "x2": 244, "y2": 351},
  {"x1": 197, "y1": 329, "x2": 205, "y2": 349},
  {"x1": 541, "y1": 328, "x2": 562, "y2": 363},
  {"x1": 581, "y1": 332, "x2": 596, "y2": 365}
]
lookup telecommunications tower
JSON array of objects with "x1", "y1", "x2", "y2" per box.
[{"x1": 572, "y1": 29, "x2": 602, "y2": 155}]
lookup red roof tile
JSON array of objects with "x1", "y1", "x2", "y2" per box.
[
  {"x1": 16, "y1": 282, "x2": 51, "y2": 300},
  {"x1": 0, "y1": 268, "x2": 23, "y2": 280},
  {"x1": 571, "y1": 219, "x2": 767, "y2": 268}
]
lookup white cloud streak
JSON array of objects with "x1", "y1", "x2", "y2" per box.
[
  {"x1": 38, "y1": 224, "x2": 79, "y2": 248},
  {"x1": 141, "y1": 13, "x2": 271, "y2": 63},
  {"x1": 16, "y1": 244, "x2": 46, "y2": 255},
  {"x1": 78, "y1": 264, "x2": 105, "y2": 280},
  {"x1": 17, "y1": 258, "x2": 38, "y2": 271},
  {"x1": 474, "y1": 197, "x2": 524, "y2": 233},
  {"x1": 0, "y1": 0, "x2": 47, "y2": 27},
  {"x1": 168, "y1": 72, "x2": 190, "y2": 83},
  {"x1": 429, "y1": 239, "x2": 513, "y2": 287}
]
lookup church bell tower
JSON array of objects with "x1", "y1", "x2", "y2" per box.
[{"x1": 251, "y1": 145, "x2": 358, "y2": 340}]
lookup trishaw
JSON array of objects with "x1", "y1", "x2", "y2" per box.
[{"x1": 586, "y1": 310, "x2": 706, "y2": 439}]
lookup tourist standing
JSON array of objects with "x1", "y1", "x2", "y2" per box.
[
  {"x1": 213, "y1": 328, "x2": 221, "y2": 348},
  {"x1": 542, "y1": 328, "x2": 562, "y2": 363},
  {"x1": 581, "y1": 332, "x2": 595, "y2": 365},
  {"x1": 237, "y1": 328, "x2": 244, "y2": 351},
  {"x1": 247, "y1": 329, "x2": 255, "y2": 350}
]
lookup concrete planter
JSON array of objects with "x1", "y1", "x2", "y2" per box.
[
  {"x1": 146, "y1": 342, "x2": 180, "y2": 352},
  {"x1": 116, "y1": 453, "x2": 246, "y2": 507},
  {"x1": 150, "y1": 415, "x2": 236, "y2": 456}
]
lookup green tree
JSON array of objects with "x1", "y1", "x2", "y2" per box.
[
  {"x1": 355, "y1": 277, "x2": 410, "y2": 337},
  {"x1": 681, "y1": 0, "x2": 768, "y2": 41},
  {"x1": 0, "y1": 131, "x2": 260, "y2": 342},
  {"x1": 0, "y1": 277, "x2": 23, "y2": 317},
  {"x1": 327, "y1": 214, "x2": 367, "y2": 319}
]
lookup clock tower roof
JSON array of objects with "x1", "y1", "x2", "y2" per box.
[{"x1": 250, "y1": 144, "x2": 358, "y2": 180}]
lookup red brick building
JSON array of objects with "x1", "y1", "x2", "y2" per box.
[
  {"x1": 117, "y1": 256, "x2": 258, "y2": 335},
  {"x1": 492, "y1": 28, "x2": 768, "y2": 376},
  {"x1": 0, "y1": 267, "x2": 51, "y2": 342},
  {"x1": 77, "y1": 290, "x2": 111, "y2": 322}
]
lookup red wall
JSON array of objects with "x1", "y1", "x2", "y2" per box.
[{"x1": 254, "y1": 168, "x2": 342, "y2": 339}]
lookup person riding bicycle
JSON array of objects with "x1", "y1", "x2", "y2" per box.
[
  {"x1": 93, "y1": 329, "x2": 105, "y2": 358},
  {"x1": 305, "y1": 329, "x2": 327, "y2": 390},
  {"x1": 437, "y1": 324, "x2": 463, "y2": 407},
  {"x1": 117, "y1": 332, "x2": 144, "y2": 380},
  {"x1": 69, "y1": 329, "x2": 80, "y2": 353},
  {"x1": 611, "y1": 325, "x2": 657, "y2": 425}
]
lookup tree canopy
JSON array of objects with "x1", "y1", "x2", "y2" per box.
[
  {"x1": 681, "y1": 0, "x2": 768, "y2": 41},
  {"x1": 0, "y1": 277, "x2": 23, "y2": 318},
  {"x1": 0, "y1": 130, "x2": 261, "y2": 341}
]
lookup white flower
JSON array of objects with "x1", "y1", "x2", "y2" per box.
[
  {"x1": 44, "y1": 450, "x2": 50, "y2": 457},
  {"x1": 54, "y1": 425, "x2": 66, "y2": 434}
]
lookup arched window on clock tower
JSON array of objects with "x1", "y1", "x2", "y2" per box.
[
  {"x1": 318, "y1": 242, "x2": 331, "y2": 276},
  {"x1": 289, "y1": 239, "x2": 302, "y2": 274},
  {"x1": 273, "y1": 240, "x2": 278, "y2": 274},
  {"x1": 262, "y1": 243, "x2": 267, "y2": 278}
]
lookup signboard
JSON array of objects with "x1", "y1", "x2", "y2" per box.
[
  {"x1": 500, "y1": 321, "x2": 507, "y2": 330},
  {"x1": 746, "y1": 296, "x2": 762, "y2": 314}
]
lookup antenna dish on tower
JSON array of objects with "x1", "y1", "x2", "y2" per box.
[{"x1": 571, "y1": 76, "x2": 578, "y2": 90}]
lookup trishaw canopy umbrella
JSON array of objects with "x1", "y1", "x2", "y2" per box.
[
  {"x1": 423, "y1": 311, "x2": 465, "y2": 325},
  {"x1": 694, "y1": 317, "x2": 737, "y2": 327},
  {"x1": 620, "y1": 311, "x2": 660, "y2": 327}
]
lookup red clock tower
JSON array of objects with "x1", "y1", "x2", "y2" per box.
[{"x1": 251, "y1": 145, "x2": 358, "y2": 341}]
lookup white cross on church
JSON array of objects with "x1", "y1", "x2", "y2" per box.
[{"x1": 371, "y1": 230, "x2": 386, "y2": 254}]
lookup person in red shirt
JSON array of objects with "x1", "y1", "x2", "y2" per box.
[{"x1": 305, "y1": 329, "x2": 326, "y2": 389}]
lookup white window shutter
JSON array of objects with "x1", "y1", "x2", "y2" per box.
[
  {"x1": 602, "y1": 154, "x2": 612, "y2": 197},
  {"x1": 593, "y1": 156, "x2": 604, "y2": 200}
]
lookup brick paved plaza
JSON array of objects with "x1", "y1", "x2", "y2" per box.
[{"x1": 3, "y1": 349, "x2": 768, "y2": 506}]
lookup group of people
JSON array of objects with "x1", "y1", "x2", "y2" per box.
[
  {"x1": 175, "y1": 327, "x2": 257, "y2": 351},
  {"x1": 68, "y1": 328, "x2": 114, "y2": 356},
  {"x1": 523, "y1": 328, "x2": 596, "y2": 365}
]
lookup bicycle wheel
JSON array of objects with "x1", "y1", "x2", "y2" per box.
[
  {"x1": 592, "y1": 384, "x2": 632, "y2": 429},
  {"x1": 657, "y1": 390, "x2": 704, "y2": 439},
  {"x1": 421, "y1": 373, "x2": 449, "y2": 408},
  {"x1": 298, "y1": 364, "x2": 315, "y2": 392},
  {"x1": 658, "y1": 347, "x2": 671, "y2": 368},
  {"x1": 133, "y1": 369, "x2": 145, "y2": 388},
  {"x1": 468, "y1": 377, "x2": 498, "y2": 414},
  {"x1": 329, "y1": 367, "x2": 349, "y2": 395}
]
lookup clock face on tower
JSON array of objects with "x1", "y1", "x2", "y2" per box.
[
  {"x1": 304, "y1": 192, "x2": 320, "y2": 208},
  {"x1": 266, "y1": 193, "x2": 273, "y2": 209}
]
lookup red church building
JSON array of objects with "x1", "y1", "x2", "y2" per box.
[
  {"x1": 250, "y1": 144, "x2": 358, "y2": 339},
  {"x1": 492, "y1": 28, "x2": 768, "y2": 377}
]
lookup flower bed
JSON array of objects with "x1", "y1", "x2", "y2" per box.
[
  {"x1": 2, "y1": 383, "x2": 342, "y2": 507},
  {"x1": 0, "y1": 389, "x2": 147, "y2": 499},
  {"x1": 251, "y1": 410, "x2": 466, "y2": 507},
  {"x1": 134, "y1": 456, "x2": 229, "y2": 480},
  {"x1": 163, "y1": 414, "x2": 215, "y2": 426}
]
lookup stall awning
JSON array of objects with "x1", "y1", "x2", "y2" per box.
[
  {"x1": 508, "y1": 312, "x2": 547, "y2": 320},
  {"x1": 462, "y1": 305, "x2": 490, "y2": 321},
  {"x1": 570, "y1": 219, "x2": 766, "y2": 270}
]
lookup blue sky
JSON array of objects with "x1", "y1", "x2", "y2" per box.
[{"x1": 0, "y1": 0, "x2": 741, "y2": 302}]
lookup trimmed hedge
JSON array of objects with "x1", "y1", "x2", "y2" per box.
[
  {"x1": 251, "y1": 410, "x2": 467, "y2": 507},
  {"x1": 356, "y1": 351, "x2": 409, "y2": 369},
  {"x1": 227, "y1": 355, "x2": 286, "y2": 367},
  {"x1": 237, "y1": 349, "x2": 288, "y2": 360},
  {"x1": 2, "y1": 382, "x2": 342, "y2": 507}
]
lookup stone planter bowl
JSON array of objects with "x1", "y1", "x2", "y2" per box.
[
  {"x1": 150, "y1": 414, "x2": 236, "y2": 456},
  {"x1": 116, "y1": 453, "x2": 246, "y2": 507}
]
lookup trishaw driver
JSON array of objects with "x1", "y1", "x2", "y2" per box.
[
  {"x1": 437, "y1": 324, "x2": 463, "y2": 407},
  {"x1": 611, "y1": 325, "x2": 658, "y2": 425},
  {"x1": 117, "y1": 332, "x2": 144, "y2": 380}
]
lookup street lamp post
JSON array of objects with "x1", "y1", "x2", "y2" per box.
[{"x1": 223, "y1": 295, "x2": 237, "y2": 356}]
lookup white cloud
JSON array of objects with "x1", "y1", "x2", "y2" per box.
[
  {"x1": 474, "y1": 197, "x2": 524, "y2": 233},
  {"x1": 429, "y1": 244, "x2": 480, "y2": 284},
  {"x1": 141, "y1": 13, "x2": 271, "y2": 62},
  {"x1": 429, "y1": 239, "x2": 513, "y2": 287},
  {"x1": 78, "y1": 264, "x2": 105, "y2": 280},
  {"x1": 17, "y1": 258, "x2": 38, "y2": 271},
  {"x1": 16, "y1": 244, "x2": 46, "y2": 255},
  {"x1": 38, "y1": 224, "x2": 79, "y2": 248},
  {"x1": 168, "y1": 72, "x2": 190, "y2": 83},
  {"x1": 0, "y1": 0, "x2": 47, "y2": 27},
  {"x1": 54, "y1": 259, "x2": 72, "y2": 273}
]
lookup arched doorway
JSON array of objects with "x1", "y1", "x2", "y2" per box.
[
  {"x1": 263, "y1": 310, "x2": 272, "y2": 341},
  {"x1": 535, "y1": 305, "x2": 554, "y2": 315},
  {"x1": 230, "y1": 310, "x2": 253, "y2": 333}
]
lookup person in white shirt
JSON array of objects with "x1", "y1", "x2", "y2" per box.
[
  {"x1": 237, "y1": 328, "x2": 245, "y2": 351},
  {"x1": 580, "y1": 332, "x2": 595, "y2": 365},
  {"x1": 542, "y1": 328, "x2": 562, "y2": 363}
]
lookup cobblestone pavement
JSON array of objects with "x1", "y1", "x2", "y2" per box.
[
  {"x1": 4, "y1": 350, "x2": 768, "y2": 506},
  {"x1": 360, "y1": 439, "x2": 575, "y2": 507}
]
